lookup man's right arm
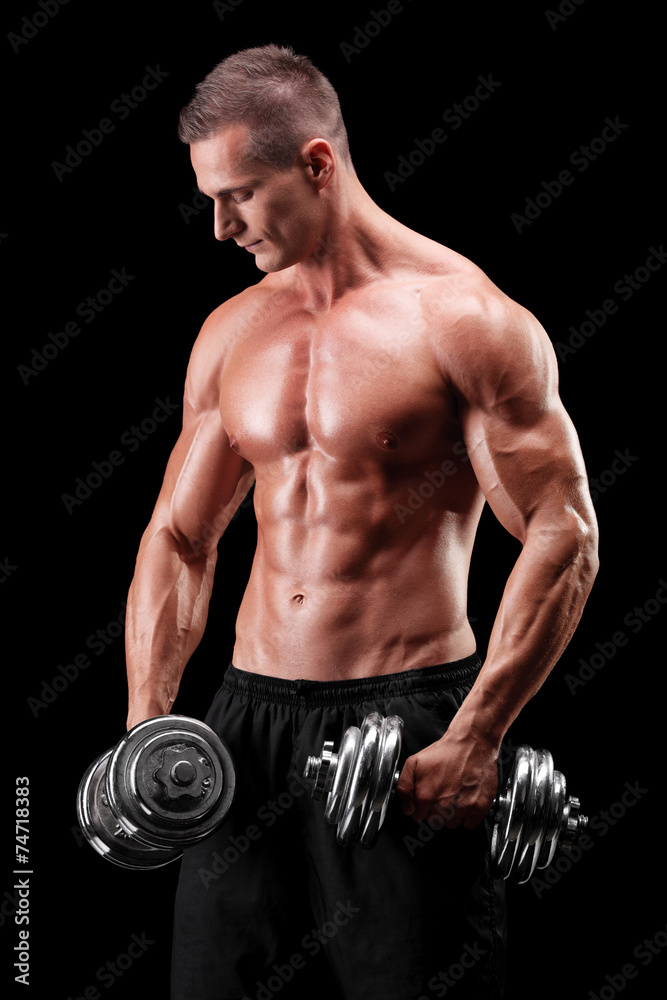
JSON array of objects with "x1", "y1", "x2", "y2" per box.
[{"x1": 125, "y1": 306, "x2": 255, "y2": 730}]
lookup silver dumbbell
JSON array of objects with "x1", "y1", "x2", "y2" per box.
[
  {"x1": 77, "y1": 715, "x2": 236, "y2": 869},
  {"x1": 303, "y1": 712, "x2": 587, "y2": 883}
]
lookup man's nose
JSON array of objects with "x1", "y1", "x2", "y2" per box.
[{"x1": 214, "y1": 203, "x2": 243, "y2": 242}]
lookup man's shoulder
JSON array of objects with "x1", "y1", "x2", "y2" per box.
[
  {"x1": 196, "y1": 276, "x2": 278, "y2": 344},
  {"x1": 413, "y1": 243, "x2": 520, "y2": 331},
  {"x1": 413, "y1": 243, "x2": 555, "y2": 396},
  {"x1": 183, "y1": 278, "x2": 279, "y2": 408},
  {"x1": 413, "y1": 244, "x2": 543, "y2": 351},
  {"x1": 188, "y1": 276, "x2": 287, "y2": 369}
]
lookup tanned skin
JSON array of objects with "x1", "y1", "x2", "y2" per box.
[{"x1": 125, "y1": 123, "x2": 599, "y2": 828}]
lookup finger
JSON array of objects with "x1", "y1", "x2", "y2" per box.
[
  {"x1": 411, "y1": 787, "x2": 443, "y2": 824},
  {"x1": 396, "y1": 756, "x2": 416, "y2": 815},
  {"x1": 461, "y1": 803, "x2": 492, "y2": 830},
  {"x1": 424, "y1": 800, "x2": 460, "y2": 829}
]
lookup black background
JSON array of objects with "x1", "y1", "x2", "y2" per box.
[{"x1": 3, "y1": 1, "x2": 664, "y2": 998}]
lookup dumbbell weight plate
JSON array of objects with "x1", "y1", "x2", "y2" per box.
[
  {"x1": 492, "y1": 748, "x2": 573, "y2": 884},
  {"x1": 511, "y1": 749, "x2": 554, "y2": 884},
  {"x1": 358, "y1": 714, "x2": 403, "y2": 848},
  {"x1": 325, "y1": 726, "x2": 360, "y2": 826},
  {"x1": 330, "y1": 713, "x2": 403, "y2": 849},
  {"x1": 490, "y1": 745, "x2": 534, "y2": 879},
  {"x1": 106, "y1": 715, "x2": 236, "y2": 850},
  {"x1": 536, "y1": 769, "x2": 567, "y2": 871},
  {"x1": 77, "y1": 749, "x2": 181, "y2": 869},
  {"x1": 336, "y1": 713, "x2": 384, "y2": 846}
]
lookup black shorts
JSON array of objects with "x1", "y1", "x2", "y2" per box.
[{"x1": 171, "y1": 654, "x2": 507, "y2": 1000}]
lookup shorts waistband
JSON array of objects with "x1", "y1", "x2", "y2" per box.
[{"x1": 220, "y1": 653, "x2": 481, "y2": 707}]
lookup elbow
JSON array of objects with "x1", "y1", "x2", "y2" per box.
[
  {"x1": 565, "y1": 507, "x2": 600, "y2": 589},
  {"x1": 166, "y1": 498, "x2": 238, "y2": 564},
  {"x1": 171, "y1": 524, "x2": 219, "y2": 564},
  {"x1": 579, "y1": 523, "x2": 600, "y2": 591},
  {"x1": 145, "y1": 521, "x2": 217, "y2": 566},
  {"x1": 529, "y1": 506, "x2": 599, "y2": 585}
]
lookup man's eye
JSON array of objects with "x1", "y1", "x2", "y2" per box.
[{"x1": 234, "y1": 193, "x2": 251, "y2": 203}]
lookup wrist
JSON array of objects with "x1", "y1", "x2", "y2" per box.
[
  {"x1": 128, "y1": 674, "x2": 175, "y2": 709},
  {"x1": 127, "y1": 686, "x2": 173, "y2": 728},
  {"x1": 445, "y1": 699, "x2": 507, "y2": 752},
  {"x1": 448, "y1": 663, "x2": 524, "y2": 747}
]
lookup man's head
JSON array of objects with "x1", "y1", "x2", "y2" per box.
[
  {"x1": 179, "y1": 45, "x2": 355, "y2": 273},
  {"x1": 179, "y1": 44, "x2": 353, "y2": 172}
]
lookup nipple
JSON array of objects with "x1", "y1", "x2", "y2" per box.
[{"x1": 375, "y1": 430, "x2": 398, "y2": 449}]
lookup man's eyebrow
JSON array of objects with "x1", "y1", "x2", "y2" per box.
[{"x1": 197, "y1": 182, "x2": 256, "y2": 197}]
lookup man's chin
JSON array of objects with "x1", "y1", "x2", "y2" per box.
[
  {"x1": 253, "y1": 254, "x2": 294, "y2": 275},
  {"x1": 253, "y1": 258, "x2": 276, "y2": 273}
]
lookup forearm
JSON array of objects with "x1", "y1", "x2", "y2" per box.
[
  {"x1": 451, "y1": 511, "x2": 599, "y2": 746},
  {"x1": 125, "y1": 524, "x2": 217, "y2": 723}
]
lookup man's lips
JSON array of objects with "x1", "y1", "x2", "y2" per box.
[{"x1": 243, "y1": 240, "x2": 263, "y2": 250}]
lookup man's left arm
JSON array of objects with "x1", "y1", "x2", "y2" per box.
[{"x1": 397, "y1": 288, "x2": 599, "y2": 827}]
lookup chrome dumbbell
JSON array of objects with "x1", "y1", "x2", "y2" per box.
[
  {"x1": 77, "y1": 715, "x2": 236, "y2": 869},
  {"x1": 303, "y1": 712, "x2": 587, "y2": 883}
]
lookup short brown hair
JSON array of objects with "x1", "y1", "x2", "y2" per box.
[{"x1": 178, "y1": 44, "x2": 353, "y2": 171}]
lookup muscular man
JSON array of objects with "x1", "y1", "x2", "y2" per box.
[{"x1": 125, "y1": 45, "x2": 598, "y2": 999}]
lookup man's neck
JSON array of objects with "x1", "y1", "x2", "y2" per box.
[{"x1": 289, "y1": 175, "x2": 407, "y2": 311}]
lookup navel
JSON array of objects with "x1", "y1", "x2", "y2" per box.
[
  {"x1": 375, "y1": 430, "x2": 398, "y2": 449},
  {"x1": 292, "y1": 594, "x2": 306, "y2": 604}
]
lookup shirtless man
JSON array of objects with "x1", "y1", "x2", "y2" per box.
[{"x1": 125, "y1": 45, "x2": 598, "y2": 1000}]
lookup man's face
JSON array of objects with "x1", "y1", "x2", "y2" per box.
[{"x1": 190, "y1": 124, "x2": 326, "y2": 273}]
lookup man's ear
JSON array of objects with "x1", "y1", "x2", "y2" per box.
[{"x1": 301, "y1": 138, "x2": 335, "y2": 188}]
